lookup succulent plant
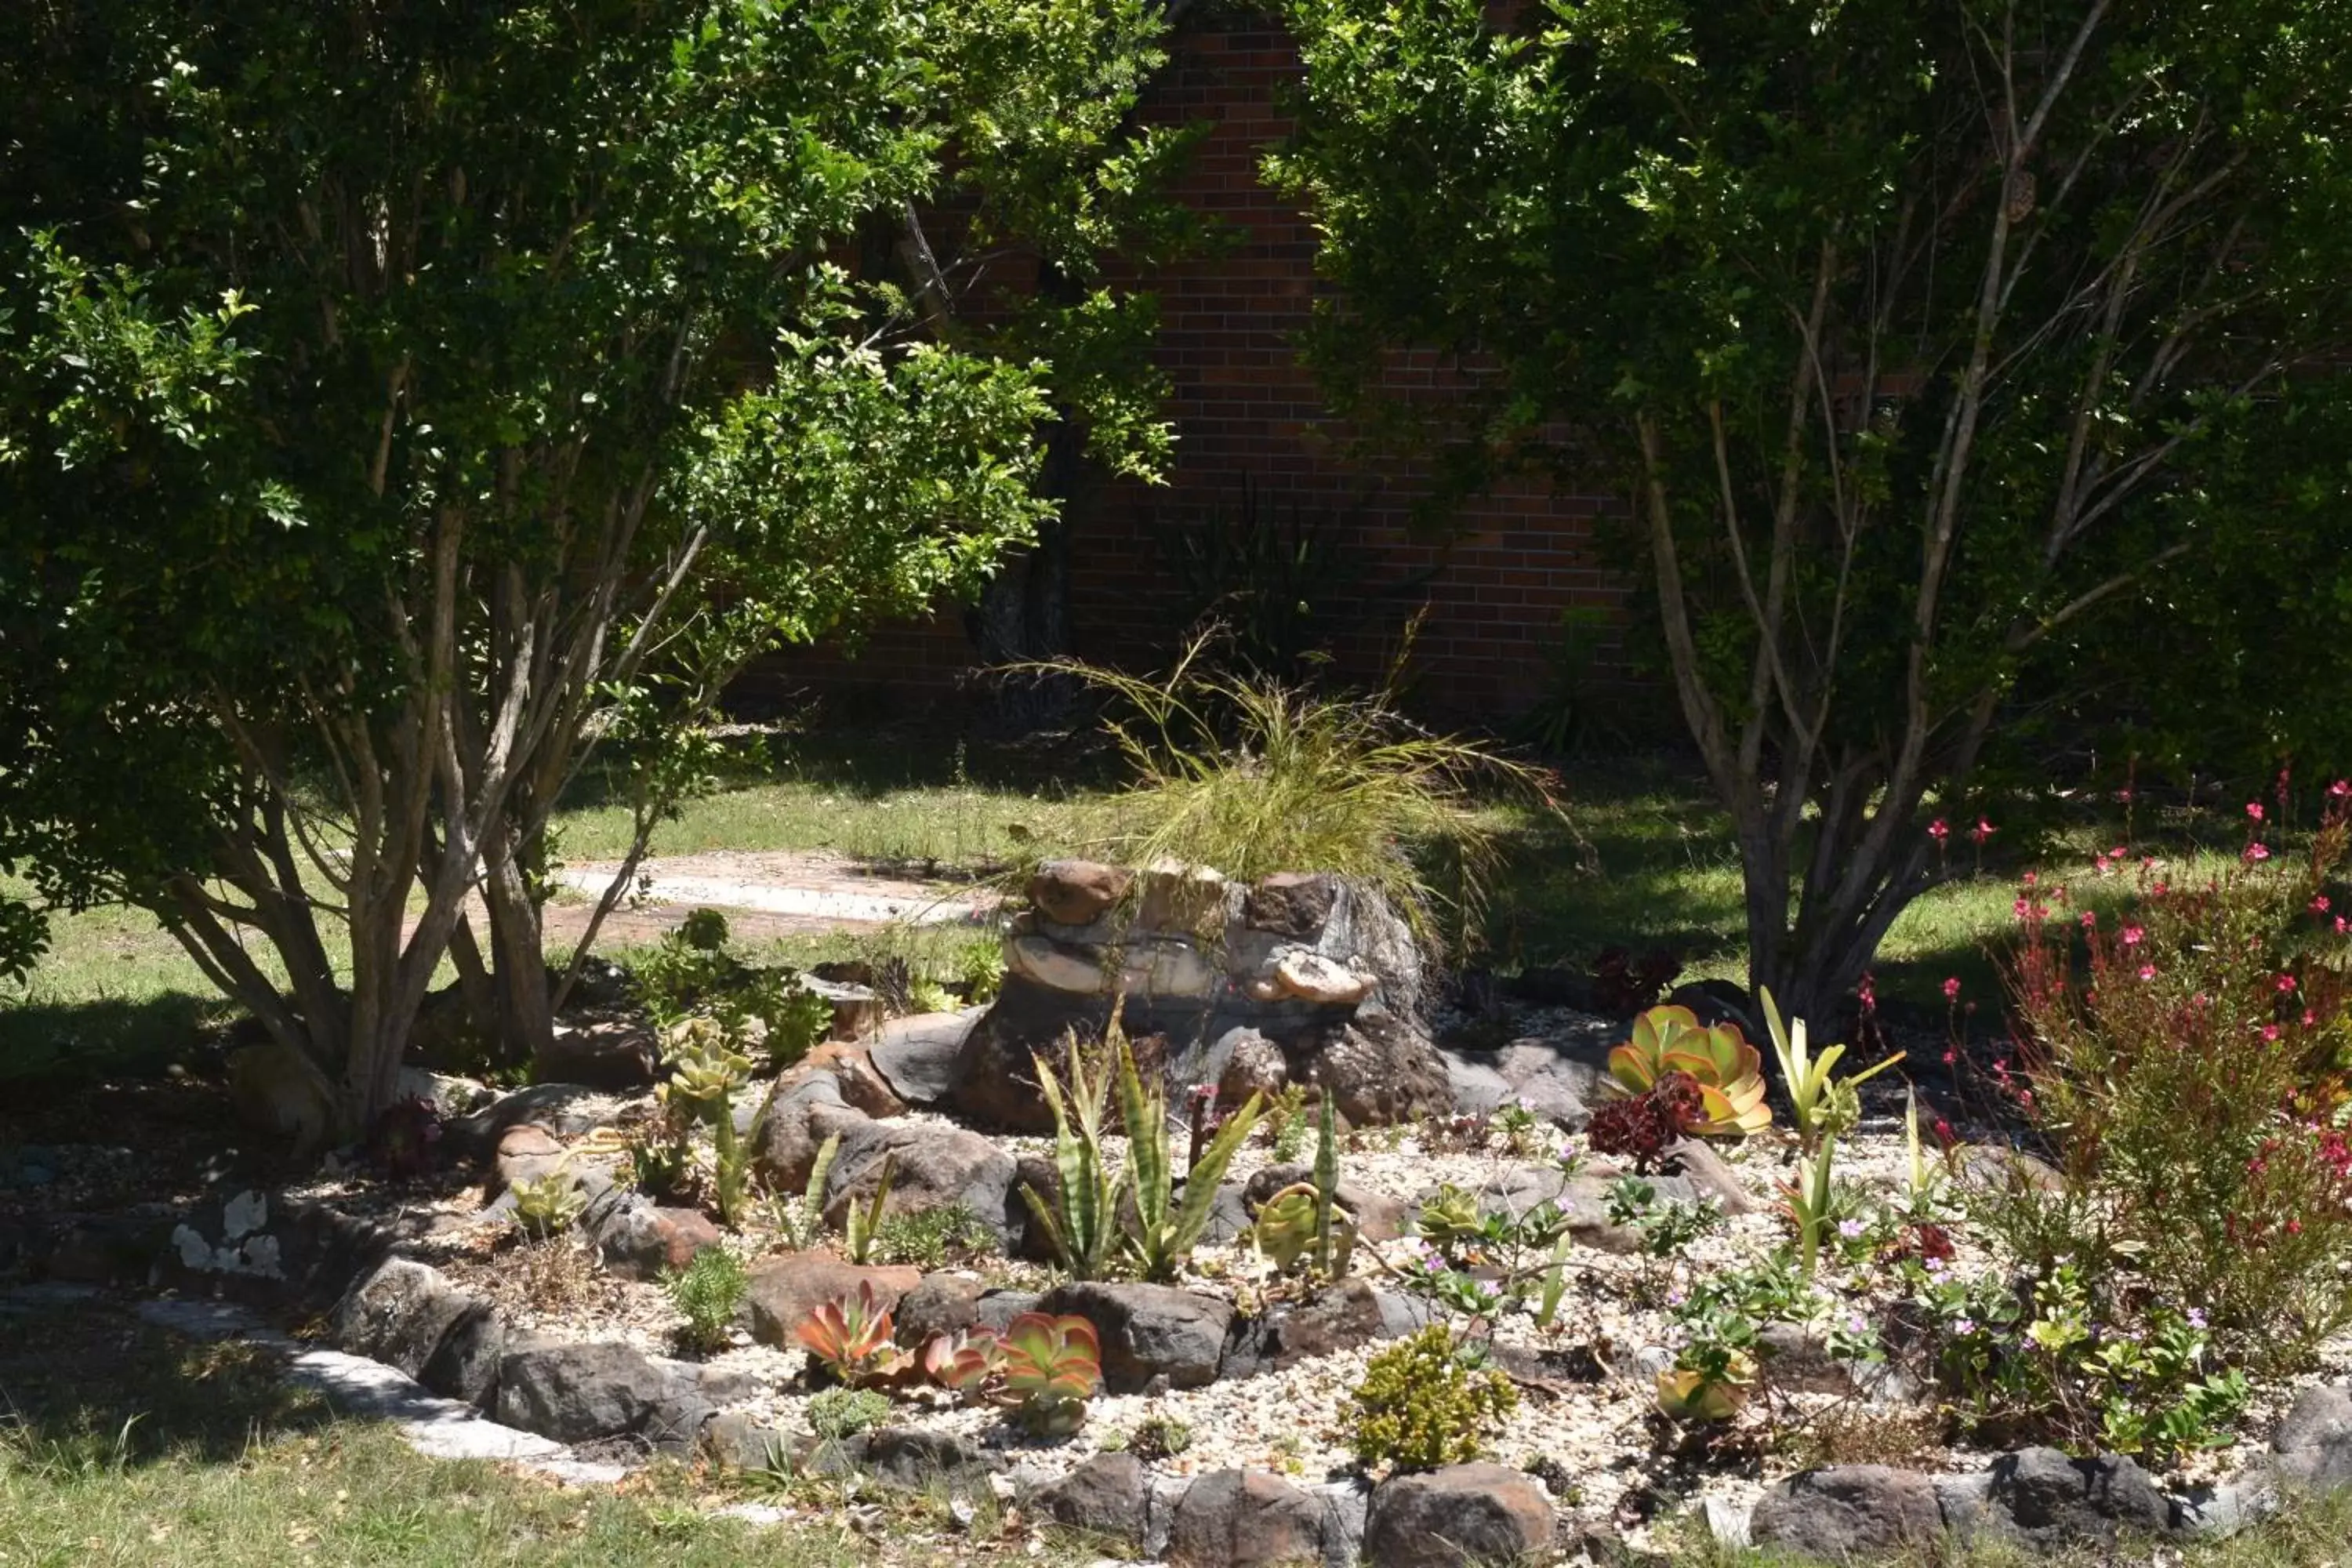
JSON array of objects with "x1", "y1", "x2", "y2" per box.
[
  {"x1": 1606, "y1": 1004, "x2": 1772, "y2": 1138},
  {"x1": 1654, "y1": 1350, "x2": 1758, "y2": 1422},
  {"x1": 921, "y1": 1328, "x2": 1004, "y2": 1403},
  {"x1": 510, "y1": 1172, "x2": 586, "y2": 1238},
  {"x1": 1252, "y1": 1181, "x2": 1356, "y2": 1276},
  {"x1": 793, "y1": 1281, "x2": 908, "y2": 1386},
  {"x1": 996, "y1": 1312, "x2": 1101, "y2": 1436}
]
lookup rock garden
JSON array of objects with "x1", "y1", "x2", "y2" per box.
[{"x1": 111, "y1": 813, "x2": 2352, "y2": 1566}]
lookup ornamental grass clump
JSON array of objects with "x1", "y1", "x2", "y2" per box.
[
  {"x1": 1029, "y1": 627, "x2": 1562, "y2": 949},
  {"x1": 1993, "y1": 786, "x2": 2352, "y2": 1373}
]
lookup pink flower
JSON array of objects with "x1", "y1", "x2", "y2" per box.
[
  {"x1": 2314, "y1": 895, "x2": 2332, "y2": 915},
  {"x1": 2263, "y1": 1025, "x2": 2283, "y2": 1043},
  {"x1": 1971, "y1": 818, "x2": 1996, "y2": 845},
  {"x1": 1928, "y1": 818, "x2": 1951, "y2": 844},
  {"x1": 2278, "y1": 974, "x2": 2299, "y2": 994},
  {"x1": 2138, "y1": 964, "x2": 2158, "y2": 982},
  {"x1": 2338, "y1": 916, "x2": 2349, "y2": 935},
  {"x1": 2333, "y1": 779, "x2": 2350, "y2": 800},
  {"x1": 2109, "y1": 845, "x2": 2127, "y2": 860},
  {"x1": 2013, "y1": 897, "x2": 2032, "y2": 920},
  {"x1": 2246, "y1": 842, "x2": 2272, "y2": 863},
  {"x1": 1942, "y1": 977, "x2": 1962, "y2": 1001},
  {"x1": 2079, "y1": 911, "x2": 2097, "y2": 928},
  {"x1": 2122, "y1": 924, "x2": 2146, "y2": 946},
  {"x1": 2249, "y1": 801, "x2": 2267, "y2": 822}
]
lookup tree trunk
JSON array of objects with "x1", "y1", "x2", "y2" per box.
[{"x1": 481, "y1": 848, "x2": 556, "y2": 1069}]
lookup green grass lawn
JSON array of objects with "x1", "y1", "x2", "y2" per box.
[{"x1": 0, "y1": 728, "x2": 2274, "y2": 1084}]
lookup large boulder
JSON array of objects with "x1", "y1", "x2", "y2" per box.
[
  {"x1": 744, "y1": 1250, "x2": 922, "y2": 1347},
  {"x1": 867, "y1": 1010, "x2": 982, "y2": 1106},
  {"x1": 1029, "y1": 859, "x2": 1134, "y2": 926},
  {"x1": 747, "y1": 1093, "x2": 870, "y2": 1194},
  {"x1": 1750, "y1": 1465, "x2": 1944, "y2": 1559},
  {"x1": 1363, "y1": 1464, "x2": 1555, "y2": 1568},
  {"x1": 1944, "y1": 1447, "x2": 2175, "y2": 1550},
  {"x1": 818, "y1": 1118, "x2": 1019, "y2": 1245},
  {"x1": 1285, "y1": 1013, "x2": 1451, "y2": 1127},
  {"x1": 1169, "y1": 1469, "x2": 1327, "y2": 1568},
  {"x1": 494, "y1": 1341, "x2": 710, "y2": 1450},
  {"x1": 590, "y1": 1196, "x2": 722, "y2": 1281},
  {"x1": 2272, "y1": 1384, "x2": 2352, "y2": 1490},
  {"x1": 1041, "y1": 1281, "x2": 1235, "y2": 1392},
  {"x1": 534, "y1": 1018, "x2": 658, "y2": 1090},
  {"x1": 332, "y1": 1256, "x2": 505, "y2": 1406}
]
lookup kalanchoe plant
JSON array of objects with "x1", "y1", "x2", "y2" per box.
[
  {"x1": 922, "y1": 1328, "x2": 1004, "y2": 1403},
  {"x1": 1606, "y1": 1005, "x2": 1772, "y2": 1138},
  {"x1": 794, "y1": 1282, "x2": 908, "y2": 1387},
  {"x1": 996, "y1": 1312, "x2": 1101, "y2": 1436}
]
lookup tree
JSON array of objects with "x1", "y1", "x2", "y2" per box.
[
  {"x1": 0, "y1": 0, "x2": 1174, "y2": 1133},
  {"x1": 1275, "y1": 0, "x2": 2352, "y2": 1017}
]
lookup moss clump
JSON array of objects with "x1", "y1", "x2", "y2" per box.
[{"x1": 1346, "y1": 1324, "x2": 1516, "y2": 1470}]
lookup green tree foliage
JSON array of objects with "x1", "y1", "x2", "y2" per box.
[
  {"x1": 1275, "y1": 0, "x2": 2352, "y2": 1015},
  {"x1": 0, "y1": 0, "x2": 1182, "y2": 1130}
]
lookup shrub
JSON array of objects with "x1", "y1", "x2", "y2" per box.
[
  {"x1": 806, "y1": 1386, "x2": 892, "y2": 1440},
  {"x1": 664, "y1": 1247, "x2": 747, "y2": 1355},
  {"x1": 1995, "y1": 800, "x2": 2352, "y2": 1371},
  {"x1": 1347, "y1": 1325, "x2": 1516, "y2": 1470}
]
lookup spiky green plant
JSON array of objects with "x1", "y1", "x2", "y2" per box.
[
  {"x1": 1025, "y1": 630, "x2": 1563, "y2": 949},
  {"x1": 663, "y1": 1246, "x2": 747, "y2": 1354},
  {"x1": 1116, "y1": 1033, "x2": 1264, "y2": 1282},
  {"x1": 1020, "y1": 1034, "x2": 1124, "y2": 1280},
  {"x1": 841, "y1": 1154, "x2": 897, "y2": 1265},
  {"x1": 1311, "y1": 1090, "x2": 1341, "y2": 1275},
  {"x1": 1759, "y1": 986, "x2": 1902, "y2": 1154}
]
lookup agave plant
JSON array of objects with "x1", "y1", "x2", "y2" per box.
[
  {"x1": 1759, "y1": 986, "x2": 1901, "y2": 1153},
  {"x1": 1020, "y1": 1031, "x2": 1125, "y2": 1281},
  {"x1": 996, "y1": 1312, "x2": 1101, "y2": 1436},
  {"x1": 794, "y1": 1281, "x2": 908, "y2": 1386},
  {"x1": 1116, "y1": 1029, "x2": 1265, "y2": 1282},
  {"x1": 1606, "y1": 1005, "x2": 1772, "y2": 1138}
]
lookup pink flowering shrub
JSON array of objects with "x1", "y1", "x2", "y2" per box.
[{"x1": 1993, "y1": 789, "x2": 2352, "y2": 1370}]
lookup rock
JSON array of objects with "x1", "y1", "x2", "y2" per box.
[
  {"x1": 818, "y1": 1119, "x2": 1018, "y2": 1244},
  {"x1": 1441, "y1": 1052, "x2": 1513, "y2": 1116},
  {"x1": 868, "y1": 1010, "x2": 981, "y2": 1106},
  {"x1": 1490, "y1": 1040, "x2": 1606, "y2": 1128},
  {"x1": 1011, "y1": 1154, "x2": 1063, "y2": 1261},
  {"x1": 449, "y1": 1083, "x2": 631, "y2": 1161},
  {"x1": 535, "y1": 1018, "x2": 658, "y2": 1090},
  {"x1": 1033, "y1": 1451, "x2": 1149, "y2": 1547},
  {"x1": 1664, "y1": 1138, "x2": 1759, "y2": 1215},
  {"x1": 1243, "y1": 873, "x2": 1338, "y2": 938},
  {"x1": 864, "y1": 1427, "x2": 986, "y2": 1489},
  {"x1": 743, "y1": 1251, "x2": 922, "y2": 1347},
  {"x1": 1042, "y1": 1282, "x2": 1235, "y2": 1393},
  {"x1": 798, "y1": 974, "x2": 884, "y2": 1041},
  {"x1": 1363, "y1": 1463, "x2": 1554, "y2": 1568},
  {"x1": 593, "y1": 1200, "x2": 722, "y2": 1281},
  {"x1": 1008, "y1": 935, "x2": 1111, "y2": 995},
  {"x1": 789, "y1": 1040, "x2": 906, "y2": 1119},
  {"x1": 1955, "y1": 1145, "x2": 2065, "y2": 1194},
  {"x1": 1667, "y1": 978, "x2": 1760, "y2": 1037},
  {"x1": 1312, "y1": 1477, "x2": 1373, "y2": 1568},
  {"x1": 332, "y1": 1257, "x2": 505, "y2": 1406},
  {"x1": 1755, "y1": 1324, "x2": 1858, "y2": 1396},
  {"x1": 947, "y1": 978, "x2": 1110, "y2": 1134},
  {"x1": 1239, "y1": 1279, "x2": 1390, "y2": 1374},
  {"x1": 1750, "y1": 1465, "x2": 1943, "y2": 1559},
  {"x1": 975, "y1": 1288, "x2": 1044, "y2": 1334},
  {"x1": 492, "y1": 1123, "x2": 568, "y2": 1195},
  {"x1": 704, "y1": 1411, "x2": 797, "y2": 1472},
  {"x1": 1272, "y1": 949, "x2": 1374, "y2": 1007},
  {"x1": 1119, "y1": 939, "x2": 1221, "y2": 1001},
  {"x1": 894, "y1": 1274, "x2": 985, "y2": 1347},
  {"x1": 747, "y1": 1095, "x2": 870, "y2": 1194},
  {"x1": 1241, "y1": 1164, "x2": 1409, "y2": 1242},
  {"x1": 1218, "y1": 1029, "x2": 1290, "y2": 1103},
  {"x1": 1317, "y1": 882, "x2": 1426, "y2": 1026},
  {"x1": 2272, "y1": 1383, "x2": 2352, "y2": 1490},
  {"x1": 1288, "y1": 1013, "x2": 1451, "y2": 1127},
  {"x1": 1136, "y1": 861, "x2": 1227, "y2": 933},
  {"x1": 1947, "y1": 1447, "x2": 2174, "y2": 1549},
  {"x1": 1170, "y1": 1468, "x2": 1327, "y2": 1568},
  {"x1": 1029, "y1": 860, "x2": 1134, "y2": 926},
  {"x1": 494, "y1": 1341, "x2": 709, "y2": 1450}
]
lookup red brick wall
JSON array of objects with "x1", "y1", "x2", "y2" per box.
[{"x1": 752, "y1": 19, "x2": 1631, "y2": 724}]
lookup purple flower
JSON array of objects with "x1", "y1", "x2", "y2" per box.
[
  {"x1": 2187, "y1": 1308, "x2": 2207, "y2": 1329},
  {"x1": 1953, "y1": 1317, "x2": 1976, "y2": 1335},
  {"x1": 1837, "y1": 1218, "x2": 1866, "y2": 1240}
]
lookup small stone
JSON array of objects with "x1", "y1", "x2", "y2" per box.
[
  {"x1": 790, "y1": 1040, "x2": 906, "y2": 1119},
  {"x1": 1363, "y1": 1463, "x2": 1554, "y2": 1568},
  {"x1": 1033, "y1": 1452, "x2": 1149, "y2": 1547},
  {"x1": 894, "y1": 1274, "x2": 985, "y2": 1347},
  {"x1": 1136, "y1": 860, "x2": 1228, "y2": 932},
  {"x1": 1218, "y1": 1030, "x2": 1290, "y2": 1103},
  {"x1": 1751, "y1": 1465, "x2": 1942, "y2": 1558},
  {"x1": 1007, "y1": 935, "x2": 1110, "y2": 995},
  {"x1": 1028, "y1": 860, "x2": 1134, "y2": 926},
  {"x1": 1169, "y1": 1469, "x2": 1325, "y2": 1568},
  {"x1": 1271, "y1": 949, "x2": 1374, "y2": 1006},
  {"x1": 743, "y1": 1251, "x2": 921, "y2": 1347},
  {"x1": 1244, "y1": 873, "x2": 1338, "y2": 938},
  {"x1": 593, "y1": 1200, "x2": 723, "y2": 1281},
  {"x1": 1951, "y1": 1447, "x2": 2174, "y2": 1549}
]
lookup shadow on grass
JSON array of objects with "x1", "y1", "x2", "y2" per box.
[
  {"x1": 0, "y1": 1305, "x2": 331, "y2": 1474},
  {"x1": 0, "y1": 991, "x2": 220, "y2": 1088}
]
